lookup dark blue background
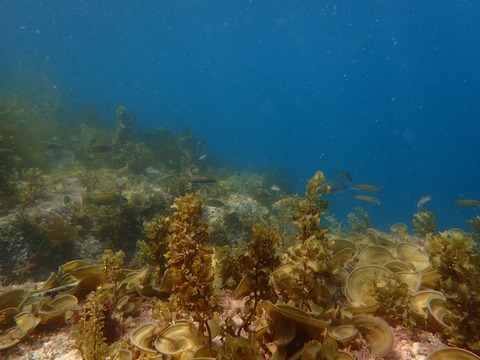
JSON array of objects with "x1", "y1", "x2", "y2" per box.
[{"x1": 1, "y1": 1, "x2": 479, "y2": 230}]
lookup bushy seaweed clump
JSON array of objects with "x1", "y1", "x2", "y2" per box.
[
  {"x1": 163, "y1": 194, "x2": 215, "y2": 309},
  {"x1": 347, "y1": 207, "x2": 372, "y2": 234},
  {"x1": 325, "y1": 214, "x2": 347, "y2": 235},
  {"x1": 227, "y1": 172, "x2": 342, "y2": 358},
  {"x1": 467, "y1": 215, "x2": 480, "y2": 242},
  {"x1": 426, "y1": 230, "x2": 480, "y2": 351},
  {"x1": 214, "y1": 244, "x2": 245, "y2": 290},
  {"x1": 235, "y1": 224, "x2": 281, "y2": 333},
  {"x1": 272, "y1": 235, "x2": 334, "y2": 311},
  {"x1": 163, "y1": 194, "x2": 216, "y2": 340},
  {"x1": 372, "y1": 272, "x2": 413, "y2": 327},
  {"x1": 48, "y1": 215, "x2": 79, "y2": 247},
  {"x1": 76, "y1": 250, "x2": 130, "y2": 360},
  {"x1": 270, "y1": 171, "x2": 336, "y2": 309},
  {"x1": 140, "y1": 213, "x2": 170, "y2": 281},
  {"x1": 79, "y1": 292, "x2": 110, "y2": 360},
  {"x1": 413, "y1": 208, "x2": 436, "y2": 236},
  {"x1": 292, "y1": 171, "x2": 330, "y2": 244}
]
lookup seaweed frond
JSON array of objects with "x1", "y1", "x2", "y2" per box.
[
  {"x1": 292, "y1": 171, "x2": 330, "y2": 244},
  {"x1": 426, "y1": 230, "x2": 480, "y2": 351},
  {"x1": 78, "y1": 292, "x2": 109, "y2": 360},
  {"x1": 413, "y1": 209, "x2": 436, "y2": 237},
  {"x1": 347, "y1": 207, "x2": 372, "y2": 234}
]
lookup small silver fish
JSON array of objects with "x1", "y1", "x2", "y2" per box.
[
  {"x1": 456, "y1": 198, "x2": 480, "y2": 209},
  {"x1": 417, "y1": 195, "x2": 432, "y2": 208},
  {"x1": 352, "y1": 184, "x2": 382, "y2": 192},
  {"x1": 354, "y1": 195, "x2": 381, "y2": 205},
  {"x1": 271, "y1": 185, "x2": 281, "y2": 192}
]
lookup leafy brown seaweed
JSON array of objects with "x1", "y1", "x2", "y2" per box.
[{"x1": 426, "y1": 230, "x2": 480, "y2": 351}]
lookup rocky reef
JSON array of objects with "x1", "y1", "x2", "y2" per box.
[{"x1": 0, "y1": 88, "x2": 480, "y2": 360}]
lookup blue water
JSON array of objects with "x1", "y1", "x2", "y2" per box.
[{"x1": 1, "y1": 1, "x2": 479, "y2": 231}]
